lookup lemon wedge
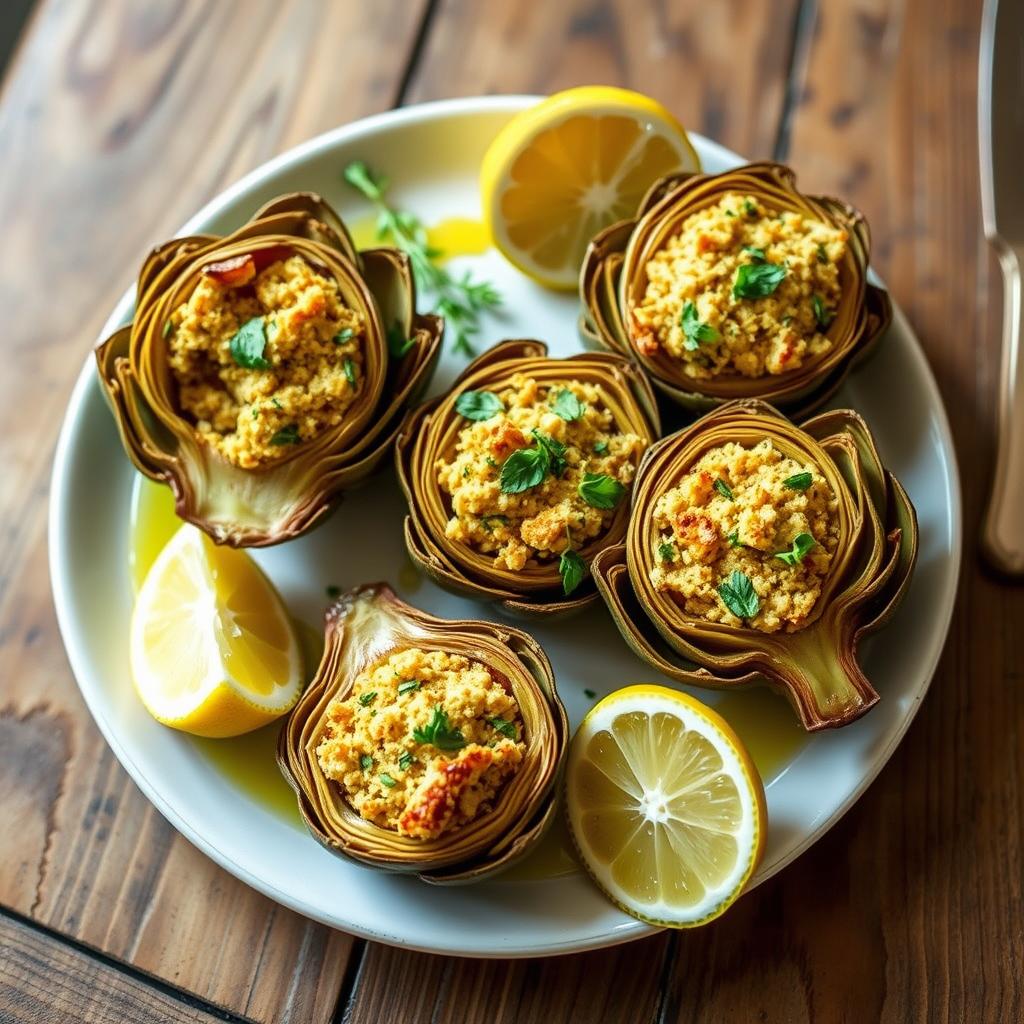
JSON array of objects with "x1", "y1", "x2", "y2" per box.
[
  {"x1": 130, "y1": 525, "x2": 303, "y2": 738},
  {"x1": 566, "y1": 685, "x2": 766, "y2": 927},
  {"x1": 480, "y1": 86, "x2": 700, "y2": 289}
]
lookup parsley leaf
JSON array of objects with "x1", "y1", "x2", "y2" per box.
[
  {"x1": 162, "y1": 318, "x2": 173, "y2": 339},
  {"x1": 816, "y1": 242, "x2": 829, "y2": 264},
  {"x1": 812, "y1": 294, "x2": 833, "y2": 329},
  {"x1": 343, "y1": 358, "x2": 357, "y2": 385},
  {"x1": 733, "y1": 262, "x2": 787, "y2": 299},
  {"x1": 743, "y1": 198, "x2": 758, "y2": 217},
  {"x1": 717, "y1": 570, "x2": 760, "y2": 620},
  {"x1": 578, "y1": 472, "x2": 626, "y2": 510},
  {"x1": 531, "y1": 430, "x2": 567, "y2": 476},
  {"x1": 358, "y1": 692, "x2": 377, "y2": 707},
  {"x1": 359, "y1": 754, "x2": 373, "y2": 770},
  {"x1": 455, "y1": 389, "x2": 504, "y2": 421},
  {"x1": 489, "y1": 717, "x2": 517, "y2": 739},
  {"x1": 270, "y1": 424, "x2": 300, "y2": 446},
  {"x1": 783, "y1": 472, "x2": 813, "y2": 491},
  {"x1": 559, "y1": 547, "x2": 587, "y2": 596},
  {"x1": 500, "y1": 445, "x2": 548, "y2": 493},
  {"x1": 680, "y1": 301, "x2": 719, "y2": 351},
  {"x1": 658, "y1": 541, "x2": 676, "y2": 561},
  {"x1": 774, "y1": 532, "x2": 817, "y2": 566},
  {"x1": 727, "y1": 530, "x2": 743, "y2": 548},
  {"x1": 593, "y1": 440, "x2": 609, "y2": 455},
  {"x1": 379, "y1": 773, "x2": 397, "y2": 788},
  {"x1": 229, "y1": 317, "x2": 270, "y2": 369},
  {"x1": 333, "y1": 327, "x2": 354, "y2": 345},
  {"x1": 398, "y1": 751, "x2": 414, "y2": 771},
  {"x1": 412, "y1": 707, "x2": 465, "y2": 751},
  {"x1": 713, "y1": 478, "x2": 734, "y2": 500},
  {"x1": 397, "y1": 679, "x2": 420, "y2": 695},
  {"x1": 552, "y1": 389, "x2": 586, "y2": 421},
  {"x1": 386, "y1": 322, "x2": 415, "y2": 358}
]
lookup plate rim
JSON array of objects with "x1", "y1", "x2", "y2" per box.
[{"x1": 48, "y1": 94, "x2": 962, "y2": 957}]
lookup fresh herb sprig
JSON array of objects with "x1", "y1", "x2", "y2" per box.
[{"x1": 343, "y1": 161, "x2": 501, "y2": 356}]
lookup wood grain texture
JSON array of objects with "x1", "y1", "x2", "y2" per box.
[
  {"x1": 0, "y1": 0, "x2": 426, "y2": 1021},
  {"x1": 0, "y1": 913, "x2": 231, "y2": 1024}
]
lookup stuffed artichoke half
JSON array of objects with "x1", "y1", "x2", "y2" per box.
[
  {"x1": 277, "y1": 584, "x2": 567, "y2": 882},
  {"x1": 396, "y1": 340, "x2": 661, "y2": 616},
  {"x1": 96, "y1": 193, "x2": 442, "y2": 546},
  {"x1": 580, "y1": 162, "x2": 892, "y2": 416},
  {"x1": 592, "y1": 400, "x2": 917, "y2": 730}
]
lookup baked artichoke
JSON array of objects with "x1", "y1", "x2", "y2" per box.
[
  {"x1": 592, "y1": 400, "x2": 917, "y2": 730},
  {"x1": 395, "y1": 339, "x2": 661, "y2": 617},
  {"x1": 580, "y1": 162, "x2": 892, "y2": 416},
  {"x1": 96, "y1": 192, "x2": 442, "y2": 546},
  {"x1": 277, "y1": 584, "x2": 567, "y2": 883}
]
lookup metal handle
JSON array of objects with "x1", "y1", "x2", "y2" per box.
[{"x1": 981, "y1": 243, "x2": 1024, "y2": 576}]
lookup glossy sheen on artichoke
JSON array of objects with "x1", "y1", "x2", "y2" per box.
[
  {"x1": 277, "y1": 584, "x2": 568, "y2": 883},
  {"x1": 395, "y1": 340, "x2": 661, "y2": 617},
  {"x1": 580, "y1": 162, "x2": 892, "y2": 416},
  {"x1": 592, "y1": 400, "x2": 918, "y2": 730},
  {"x1": 95, "y1": 193, "x2": 442, "y2": 546}
]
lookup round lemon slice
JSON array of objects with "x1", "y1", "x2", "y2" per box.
[
  {"x1": 480, "y1": 86, "x2": 700, "y2": 289},
  {"x1": 130, "y1": 525, "x2": 303, "y2": 738},
  {"x1": 566, "y1": 685, "x2": 766, "y2": 927}
]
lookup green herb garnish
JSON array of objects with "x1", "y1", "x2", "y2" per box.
[
  {"x1": 359, "y1": 754, "x2": 373, "y2": 771},
  {"x1": 344, "y1": 161, "x2": 501, "y2": 356},
  {"x1": 717, "y1": 570, "x2": 760, "y2": 620},
  {"x1": 398, "y1": 751, "x2": 414, "y2": 771},
  {"x1": 559, "y1": 539, "x2": 587, "y2": 597},
  {"x1": 271, "y1": 397, "x2": 283, "y2": 410},
  {"x1": 742, "y1": 245, "x2": 766, "y2": 261},
  {"x1": 812, "y1": 294, "x2": 833, "y2": 329},
  {"x1": 816, "y1": 242, "x2": 828, "y2": 264},
  {"x1": 783, "y1": 472, "x2": 813, "y2": 491},
  {"x1": 578, "y1": 472, "x2": 626, "y2": 510},
  {"x1": 489, "y1": 717, "x2": 517, "y2": 740},
  {"x1": 499, "y1": 431, "x2": 566, "y2": 493},
  {"x1": 480, "y1": 514, "x2": 509, "y2": 533},
  {"x1": 412, "y1": 706, "x2": 466, "y2": 751},
  {"x1": 358, "y1": 692, "x2": 377, "y2": 707},
  {"x1": 743, "y1": 198, "x2": 758, "y2": 217},
  {"x1": 658, "y1": 542, "x2": 676, "y2": 561},
  {"x1": 379, "y1": 773, "x2": 397, "y2": 788},
  {"x1": 270, "y1": 424, "x2": 300, "y2": 446},
  {"x1": 455, "y1": 390, "x2": 504, "y2": 421},
  {"x1": 397, "y1": 680, "x2": 420, "y2": 696},
  {"x1": 733, "y1": 262, "x2": 787, "y2": 299},
  {"x1": 552, "y1": 389, "x2": 586, "y2": 421},
  {"x1": 386, "y1": 322, "x2": 415, "y2": 359},
  {"x1": 774, "y1": 532, "x2": 816, "y2": 566},
  {"x1": 727, "y1": 530, "x2": 742, "y2": 547},
  {"x1": 343, "y1": 358, "x2": 357, "y2": 385},
  {"x1": 162, "y1": 319, "x2": 173, "y2": 339},
  {"x1": 593, "y1": 440, "x2": 609, "y2": 455},
  {"x1": 229, "y1": 317, "x2": 270, "y2": 369},
  {"x1": 680, "y1": 301, "x2": 720, "y2": 351},
  {"x1": 713, "y1": 478, "x2": 734, "y2": 500},
  {"x1": 333, "y1": 327, "x2": 354, "y2": 345}
]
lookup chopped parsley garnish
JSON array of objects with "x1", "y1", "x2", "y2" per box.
[
  {"x1": 593, "y1": 440, "x2": 609, "y2": 455},
  {"x1": 783, "y1": 472, "x2": 813, "y2": 491},
  {"x1": 658, "y1": 541, "x2": 676, "y2": 561},
  {"x1": 727, "y1": 530, "x2": 742, "y2": 547},
  {"x1": 229, "y1": 317, "x2": 270, "y2": 369},
  {"x1": 358, "y1": 692, "x2": 377, "y2": 707},
  {"x1": 717, "y1": 570, "x2": 760, "y2": 620},
  {"x1": 725, "y1": 209, "x2": 736, "y2": 217},
  {"x1": 455, "y1": 389, "x2": 504, "y2": 421},
  {"x1": 162, "y1": 318, "x2": 173, "y2": 339},
  {"x1": 774, "y1": 532, "x2": 816, "y2": 566},
  {"x1": 489, "y1": 717, "x2": 517, "y2": 739},
  {"x1": 343, "y1": 358, "x2": 357, "y2": 385},
  {"x1": 397, "y1": 679, "x2": 420, "y2": 695},
  {"x1": 333, "y1": 327, "x2": 354, "y2": 345},
  {"x1": 742, "y1": 245, "x2": 766, "y2": 262},
  {"x1": 480, "y1": 514, "x2": 509, "y2": 533},
  {"x1": 578, "y1": 472, "x2": 626, "y2": 510},
  {"x1": 583, "y1": 688, "x2": 597, "y2": 700},
  {"x1": 680, "y1": 300, "x2": 720, "y2": 351},
  {"x1": 743, "y1": 198, "x2": 758, "y2": 217},
  {"x1": 270, "y1": 424, "x2": 300, "y2": 446},
  {"x1": 812, "y1": 294, "x2": 833, "y2": 329},
  {"x1": 733, "y1": 262, "x2": 787, "y2": 299},
  {"x1": 359, "y1": 754, "x2": 373, "y2": 771},
  {"x1": 397, "y1": 751, "x2": 414, "y2": 771},
  {"x1": 713, "y1": 478, "x2": 734, "y2": 500},
  {"x1": 325, "y1": 584, "x2": 341, "y2": 599},
  {"x1": 485, "y1": 456, "x2": 499, "y2": 468},
  {"x1": 816, "y1": 242, "x2": 829, "y2": 264},
  {"x1": 271, "y1": 397, "x2": 283, "y2": 410},
  {"x1": 379, "y1": 773, "x2": 397, "y2": 788},
  {"x1": 386, "y1": 322, "x2": 415, "y2": 358},
  {"x1": 559, "y1": 540, "x2": 587, "y2": 597},
  {"x1": 344, "y1": 161, "x2": 501, "y2": 356},
  {"x1": 499, "y1": 430, "x2": 566, "y2": 493},
  {"x1": 412, "y1": 707, "x2": 465, "y2": 751},
  {"x1": 552, "y1": 388, "x2": 586, "y2": 421}
]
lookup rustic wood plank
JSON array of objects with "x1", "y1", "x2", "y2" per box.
[
  {"x1": 0, "y1": 912, "x2": 237, "y2": 1024},
  {"x1": 406, "y1": 0, "x2": 801, "y2": 158},
  {"x1": 0, "y1": 0, "x2": 427, "y2": 1021}
]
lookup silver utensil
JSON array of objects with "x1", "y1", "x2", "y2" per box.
[{"x1": 979, "y1": 0, "x2": 1024, "y2": 577}]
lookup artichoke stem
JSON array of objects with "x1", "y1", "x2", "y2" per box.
[{"x1": 778, "y1": 628, "x2": 878, "y2": 731}]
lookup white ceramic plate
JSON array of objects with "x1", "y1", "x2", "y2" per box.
[{"x1": 49, "y1": 96, "x2": 961, "y2": 957}]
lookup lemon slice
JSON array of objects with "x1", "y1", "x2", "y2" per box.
[
  {"x1": 566, "y1": 685, "x2": 766, "y2": 927},
  {"x1": 480, "y1": 86, "x2": 700, "y2": 289},
  {"x1": 130, "y1": 525, "x2": 303, "y2": 738}
]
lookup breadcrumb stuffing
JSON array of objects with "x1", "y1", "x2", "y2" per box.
[
  {"x1": 650, "y1": 439, "x2": 840, "y2": 632},
  {"x1": 316, "y1": 648, "x2": 525, "y2": 839},
  {"x1": 436, "y1": 374, "x2": 645, "y2": 571},
  {"x1": 630, "y1": 193, "x2": 847, "y2": 379},
  {"x1": 167, "y1": 254, "x2": 365, "y2": 468}
]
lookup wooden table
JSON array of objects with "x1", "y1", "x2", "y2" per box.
[{"x1": 1, "y1": 1, "x2": 1021, "y2": 1021}]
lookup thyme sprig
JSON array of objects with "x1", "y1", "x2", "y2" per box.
[{"x1": 343, "y1": 161, "x2": 502, "y2": 356}]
